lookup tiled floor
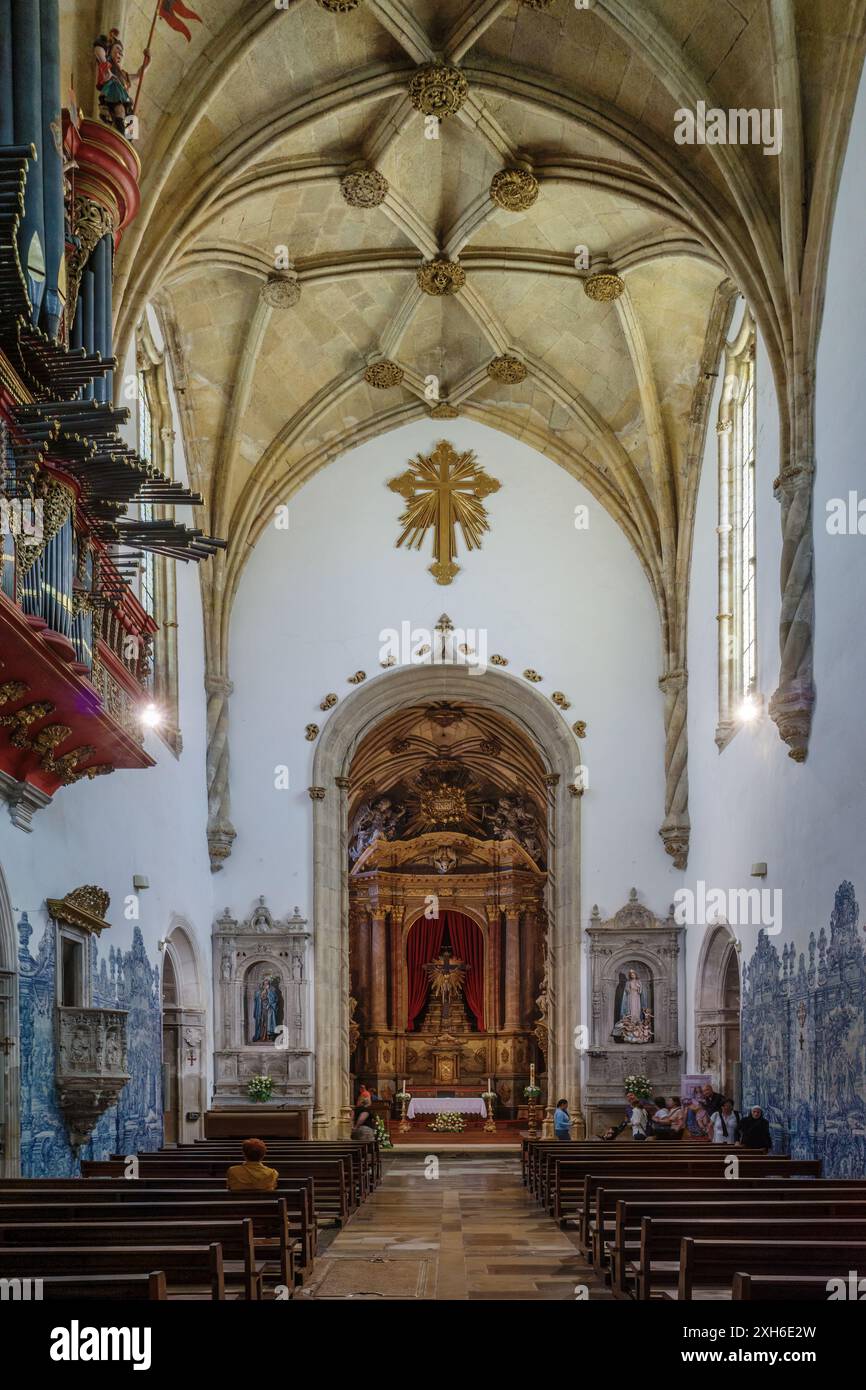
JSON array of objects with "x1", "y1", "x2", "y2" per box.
[{"x1": 300, "y1": 1151, "x2": 614, "y2": 1300}]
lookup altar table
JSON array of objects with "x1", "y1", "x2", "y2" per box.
[{"x1": 406, "y1": 1097, "x2": 487, "y2": 1119}]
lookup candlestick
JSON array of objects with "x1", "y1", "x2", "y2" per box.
[{"x1": 530, "y1": 1062, "x2": 536, "y2": 1084}]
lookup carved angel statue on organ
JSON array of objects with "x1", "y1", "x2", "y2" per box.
[{"x1": 93, "y1": 30, "x2": 150, "y2": 134}]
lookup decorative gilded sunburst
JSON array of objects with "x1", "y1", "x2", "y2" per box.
[{"x1": 387, "y1": 440, "x2": 501, "y2": 586}]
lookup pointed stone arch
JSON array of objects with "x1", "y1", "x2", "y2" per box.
[
  {"x1": 309, "y1": 662, "x2": 582, "y2": 1138},
  {"x1": 162, "y1": 917, "x2": 206, "y2": 1144},
  {"x1": 694, "y1": 921, "x2": 742, "y2": 1102}
]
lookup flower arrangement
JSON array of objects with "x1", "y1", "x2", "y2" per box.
[
  {"x1": 481, "y1": 1090, "x2": 497, "y2": 1101},
  {"x1": 248, "y1": 1074, "x2": 274, "y2": 1103},
  {"x1": 395, "y1": 1091, "x2": 411, "y2": 1103},
  {"x1": 623, "y1": 1074, "x2": 652, "y2": 1099},
  {"x1": 428, "y1": 1111, "x2": 466, "y2": 1133},
  {"x1": 373, "y1": 1114, "x2": 392, "y2": 1149},
  {"x1": 523, "y1": 1084, "x2": 542, "y2": 1099}
]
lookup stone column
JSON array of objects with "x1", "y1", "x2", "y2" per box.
[
  {"x1": 769, "y1": 458, "x2": 815, "y2": 762},
  {"x1": 205, "y1": 674, "x2": 236, "y2": 872},
  {"x1": 370, "y1": 908, "x2": 388, "y2": 1031},
  {"x1": 504, "y1": 908, "x2": 520, "y2": 1031},
  {"x1": 658, "y1": 666, "x2": 690, "y2": 870},
  {"x1": 354, "y1": 908, "x2": 371, "y2": 1019},
  {"x1": 485, "y1": 905, "x2": 500, "y2": 1035}
]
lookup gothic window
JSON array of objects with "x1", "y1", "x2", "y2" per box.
[
  {"x1": 716, "y1": 310, "x2": 758, "y2": 749},
  {"x1": 136, "y1": 314, "x2": 182, "y2": 755}
]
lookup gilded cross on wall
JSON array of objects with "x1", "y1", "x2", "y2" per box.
[{"x1": 387, "y1": 439, "x2": 501, "y2": 585}]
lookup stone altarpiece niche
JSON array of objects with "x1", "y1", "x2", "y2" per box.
[
  {"x1": 346, "y1": 702, "x2": 550, "y2": 1120},
  {"x1": 211, "y1": 899, "x2": 312, "y2": 1118},
  {"x1": 583, "y1": 890, "x2": 684, "y2": 1135}
]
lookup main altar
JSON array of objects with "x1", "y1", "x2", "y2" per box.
[{"x1": 346, "y1": 705, "x2": 551, "y2": 1119}]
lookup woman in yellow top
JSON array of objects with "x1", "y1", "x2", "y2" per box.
[{"x1": 226, "y1": 1137, "x2": 279, "y2": 1190}]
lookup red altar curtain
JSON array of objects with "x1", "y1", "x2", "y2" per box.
[
  {"x1": 442, "y1": 911, "x2": 485, "y2": 1031},
  {"x1": 405, "y1": 916, "x2": 445, "y2": 1031}
]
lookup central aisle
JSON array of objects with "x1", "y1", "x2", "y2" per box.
[{"x1": 300, "y1": 1151, "x2": 613, "y2": 1301}]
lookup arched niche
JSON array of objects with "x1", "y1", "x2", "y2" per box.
[
  {"x1": 161, "y1": 917, "x2": 206, "y2": 1144},
  {"x1": 694, "y1": 920, "x2": 742, "y2": 1101},
  {"x1": 211, "y1": 899, "x2": 312, "y2": 1115},
  {"x1": 309, "y1": 662, "x2": 582, "y2": 1139},
  {"x1": 584, "y1": 890, "x2": 684, "y2": 1135},
  {"x1": 0, "y1": 861, "x2": 19, "y2": 1175}
]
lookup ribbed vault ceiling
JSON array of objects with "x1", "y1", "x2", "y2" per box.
[{"x1": 59, "y1": 0, "x2": 865, "y2": 868}]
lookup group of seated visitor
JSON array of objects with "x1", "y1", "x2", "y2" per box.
[{"x1": 593, "y1": 1085, "x2": 772, "y2": 1147}]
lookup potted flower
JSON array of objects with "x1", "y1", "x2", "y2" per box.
[
  {"x1": 523, "y1": 1083, "x2": 542, "y2": 1100},
  {"x1": 429, "y1": 1111, "x2": 466, "y2": 1133},
  {"x1": 248, "y1": 1074, "x2": 274, "y2": 1103},
  {"x1": 373, "y1": 1114, "x2": 392, "y2": 1149},
  {"x1": 623, "y1": 1074, "x2": 652, "y2": 1100}
]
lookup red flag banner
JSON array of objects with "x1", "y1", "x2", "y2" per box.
[{"x1": 158, "y1": 0, "x2": 202, "y2": 42}]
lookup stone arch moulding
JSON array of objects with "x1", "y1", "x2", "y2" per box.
[
  {"x1": 0, "y1": 860, "x2": 20, "y2": 1175},
  {"x1": 309, "y1": 663, "x2": 582, "y2": 1139},
  {"x1": 162, "y1": 916, "x2": 207, "y2": 1143},
  {"x1": 694, "y1": 919, "x2": 742, "y2": 1098}
]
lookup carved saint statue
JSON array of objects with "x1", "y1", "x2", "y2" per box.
[
  {"x1": 250, "y1": 974, "x2": 284, "y2": 1043},
  {"x1": 423, "y1": 946, "x2": 469, "y2": 1025},
  {"x1": 612, "y1": 964, "x2": 654, "y2": 1044}
]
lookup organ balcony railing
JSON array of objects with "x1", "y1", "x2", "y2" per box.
[{"x1": 0, "y1": 140, "x2": 224, "y2": 828}]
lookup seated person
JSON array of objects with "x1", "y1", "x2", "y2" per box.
[
  {"x1": 351, "y1": 1101, "x2": 376, "y2": 1142},
  {"x1": 665, "y1": 1095, "x2": 685, "y2": 1135},
  {"x1": 649, "y1": 1094, "x2": 672, "y2": 1137},
  {"x1": 738, "y1": 1105, "x2": 772, "y2": 1149},
  {"x1": 226, "y1": 1137, "x2": 279, "y2": 1191},
  {"x1": 709, "y1": 1098, "x2": 740, "y2": 1144}
]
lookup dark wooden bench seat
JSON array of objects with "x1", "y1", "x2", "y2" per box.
[
  {"x1": 0, "y1": 1218, "x2": 262, "y2": 1300},
  {"x1": 0, "y1": 1244, "x2": 225, "y2": 1299},
  {"x1": 0, "y1": 1199, "x2": 294, "y2": 1291},
  {"x1": 606, "y1": 1201, "x2": 866, "y2": 1293},
  {"x1": 680, "y1": 1238, "x2": 866, "y2": 1300},
  {"x1": 9, "y1": 1272, "x2": 168, "y2": 1300},
  {"x1": 0, "y1": 1179, "x2": 317, "y2": 1279},
  {"x1": 629, "y1": 1218, "x2": 866, "y2": 1299},
  {"x1": 583, "y1": 1177, "x2": 866, "y2": 1257},
  {"x1": 732, "y1": 1272, "x2": 850, "y2": 1300}
]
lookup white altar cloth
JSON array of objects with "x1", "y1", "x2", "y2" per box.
[{"x1": 406, "y1": 1097, "x2": 487, "y2": 1119}]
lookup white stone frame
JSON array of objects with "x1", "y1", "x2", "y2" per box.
[
  {"x1": 0, "y1": 861, "x2": 20, "y2": 1176},
  {"x1": 716, "y1": 310, "x2": 758, "y2": 750},
  {"x1": 310, "y1": 664, "x2": 581, "y2": 1138}
]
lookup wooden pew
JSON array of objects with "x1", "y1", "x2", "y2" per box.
[
  {"x1": 0, "y1": 1244, "x2": 225, "y2": 1299},
  {"x1": 0, "y1": 1179, "x2": 316, "y2": 1279},
  {"x1": 552, "y1": 1157, "x2": 820, "y2": 1225},
  {"x1": 22, "y1": 1272, "x2": 167, "y2": 1301},
  {"x1": 0, "y1": 1218, "x2": 261, "y2": 1300},
  {"x1": 732, "y1": 1272, "x2": 848, "y2": 1300},
  {"x1": 0, "y1": 1199, "x2": 294, "y2": 1292},
  {"x1": 680, "y1": 1238, "x2": 866, "y2": 1301},
  {"x1": 608, "y1": 1201, "x2": 866, "y2": 1295},
  {"x1": 632, "y1": 1217, "x2": 866, "y2": 1299},
  {"x1": 83, "y1": 1157, "x2": 351, "y2": 1226},
  {"x1": 583, "y1": 1176, "x2": 866, "y2": 1257}
]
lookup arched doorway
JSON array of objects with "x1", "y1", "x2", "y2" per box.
[
  {"x1": 695, "y1": 922, "x2": 742, "y2": 1104},
  {"x1": 346, "y1": 702, "x2": 549, "y2": 1119},
  {"x1": 0, "y1": 862, "x2": 20, "y2": 1176},
  {"x1": 161, "y1": 919, "x2": 206, "y2": 1145},
  {"x1": 310, "y1": 663, "x2": 582, "y2": 1138}
]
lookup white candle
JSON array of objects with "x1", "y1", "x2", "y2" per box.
[
  {"x1": 401, "y1": 1078, "x2": 405, "y2": 1093},
  {"x1": 487, "y1": 1077, "x2": 491, "y2": 1093},
  {"x1": 530, "y1": 1063, "x2": 536, "y2": 1084}
]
